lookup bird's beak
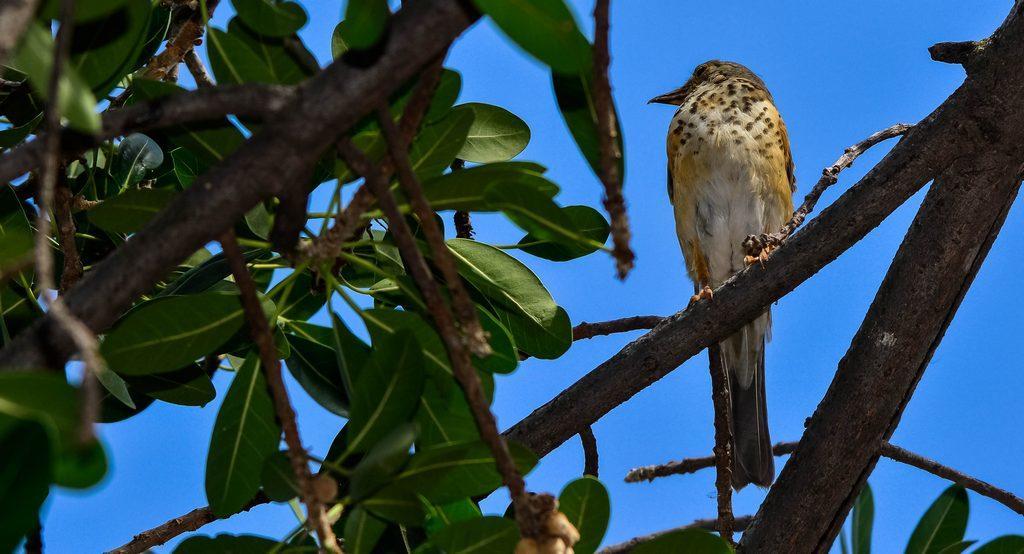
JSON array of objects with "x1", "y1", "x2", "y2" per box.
[{"x1": 648, "y1": 86, "x2": 688, "y2": 106}]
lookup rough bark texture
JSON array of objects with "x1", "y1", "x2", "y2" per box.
[
  {"x1": 0, "y1": 0, "x2": 479, "y2": 371},
  {"x1": 741, "y1": 9, "x2": 1024, "y2": 550},
  {"x1": 503, "y1": 2, "x2": 1024, "y2": 458}
]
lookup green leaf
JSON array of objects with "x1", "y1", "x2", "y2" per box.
[
  {"x1": 113, "y1": 133, "x2": 164, "y2": 190},
  {"x1": 425, "y1": 498, "x2": 482, "y2": 535},
  {"x1": 362, "y1": 484, "x2": 426, "y2": 525},
  {"x1": 260, "y1": 450, "x2": 299, "y2": 502},
  {"x1": 559, "y1": 476, "x2": 610, "y2": 554},
  {"x1": 389, "y1": 440, "x2": 537, "y2": 503},
  {"x1": 415, "y1": 373, "x2": 488, "y2": 448},
  {"x1": 485, "y1": 185, "x2": 604, "y2": 250},
  {"x1": 39, "y1": 0, "x2": 131, "y2": 21},
  {"x1": 173, "y1": 534, "x2": 282, "y2": 553},
  {"x1": 346, "y1": 331, "x2": 425, "y2": 454},
  {"x1": 632, "y1": 529, "x2": 733, "y2": 553},
  {"x1": 0, "y1": 184, "x2": 33, "y2": 265},
  {"x1": 95, "y1": 364, "x2": 135, "y2": 408},
  {"x1": 409, "y1": 108, "x2": 474, "y2": 178},
  {"x1": 0, "y1": 417, "x2": 51, "y2": 554},
  {"x1": 454, "y1": 103, "x2": 530, "y2": 163},
  {"x1": 519, "y1": 205, "x2": 609, "y2": 261},
  {"x1": 267, "y1": 270, "x2": 326, "y2": 321},
  {"x1": 162, "y1": 249, "x2": 270, "y2": 296},
  {"x1": 344, "y1": 507, "x2": 388, "y2": 554},
  {"x1": 172, "y1": 147, "x2": 202, "y2": 187},
  {"x1": 471, "y1": 0, "x2": 591, "y2": 74},
  {"x1": 284, "y1": 333, "x2": 350, "y2": 417},
  {"x1": 852, "y1": 483, "x2": 873, "y2": 554},
  {"x1": 207, "y1": 27, "x2": 276, "y2": 85},
  {"x1": 906, "y1": 485, "x2": 969, "y2": 554},
  {"x1": 935, "y1": 541, "x2": 976, "y2": 554},
  {"x1": 428, "y1": 516, "x2": 519, "y2": 554},
  {"x1": 331, "y1": 21, "x2": 351, "y2": 59},
  {"x1": 228, "y1": 18, "x2": 317, "y2": 85},
  {"x1": 0, "y1": 113, "x2": 42, "y2": 149},
  {"x1": 446, "y1": 239, "x2": 571, "y2": 358},
  {"x1": 129, "y1": 364, "x2": 216, "y2": 406},
  {"x1": 68, "y1": 0, "x2": 153, "y2": 97},
  {"x1": 974, "y1": 536, "x2": 1024, "y2": 554},
  {"x1": 553, "y1": 66, "x2": 625, "y2": 185},
  {"x1": 231, "y1": 0, "x2": 307, "y2": 38},
  {"x1": 87, "y1": 188, "x2": 176, "y2": 234},
  {"x1": 101, "y1": 292, "x2": 253, "y2": 375},
  {"x1": 206, "y1": 354, "x2": 281, "y2": 516},
  {"x1": 54, "y1": 438, "x2": 107, "y2": 489},
  {"x1": 343, "y1": 0, "x2": 390, "y2": 50},
  {"x1": 350, "y1": 423, "x2": 417, "y2": 501},
  {"x1": 0, "y1": 373, "x2": 78, "y2": 444},
  {"x1": 10, "y1": 23, "x2": 100, "y2": 133}
]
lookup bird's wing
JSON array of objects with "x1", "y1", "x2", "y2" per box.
[{"x1": 759, "y1": 105, "x2": 796, "y2": 231}]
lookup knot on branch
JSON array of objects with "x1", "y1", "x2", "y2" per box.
[{"x1": 929, "y1": 39, "x2": 990, "y2": 71}]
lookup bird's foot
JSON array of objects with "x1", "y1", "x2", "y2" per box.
[
  {"x1": 689, "y1": 285, "x2": 714, "y2": 306},
  {"x1": 744, "y1": 244, "x2": 776, "y2": 267}
]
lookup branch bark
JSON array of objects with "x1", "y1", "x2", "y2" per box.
[
  {"x1": 579, "y1": 426, "x2": 599, "y2": 477},
  {"x1": 0, "y1": 0, "x2": 479, "y2": 371},
  {"x1": 571, "y1": 315, "x2": 663, "y2": 341},
  {"x1": 0, "y1": 0, "x2": 40, "y2": 67},
  {"x1": 706, "y1": 345, "x2": 734, "y2": 544},
  {"x1": 741, "y1": 8, "x2": 1024, "y2": 550}
]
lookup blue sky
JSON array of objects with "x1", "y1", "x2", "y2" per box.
[{"x1": 42, "y1": 1, "x2": 1023, "y2": 551}]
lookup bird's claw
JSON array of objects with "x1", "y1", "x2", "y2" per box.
[
  {"x1": 744, "y1": 244, "x2": 775, "y2": 267},
  {"x1": 689, "y1": 285, "x2": 714, "y2": 306}
]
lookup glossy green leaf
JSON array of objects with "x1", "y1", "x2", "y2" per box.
[
  {"x1": 0, "y1": 184, "x2": 33, "y2": 265},
  {"x1": 260, "y1": 450, "x2": 298, "y2": 502},
  {"x1": 207, "y1": 27, "x2": 275, "y2": 85},
  {"x1": 0, "y1": 113, "x2": 41, "y2": 149},
  {"x1": 329, "y1": 311, "x2": 360, "y2": 394},
  {"x1": 389, "y1": 440, "x2": 537, "y2": 503},
  {"x1": 409, "y1": 108, "x2": 474, "y2": 178},
  {"x1": 113, "y1": 133, "x2": 164, "y2": 190},
  {"x1": 454, "y1": 103, "x2": 530, "y2": 163},
  {"x1": 935, "y1": 541, "x2": 976, "y2": 554},
  {"x1": 425, "y1": 498, "x2": 482, "y2": 535},
  {"x1": 559, "y1": 476, "x2": 610, "y2": 554},
  {"x1": 974, "y1": 536, "x2": 1024, "y2": 553},
  {"x1": 267, "y1": 270, "x2": 326, "y2": 321},
  {"x1": 343, "y1": 0, "x2": 390, "y2": 50},
  {"x1": 429, "y1": 516, "x2": 519, "y2": 554},
  {"x1": 228, "y1": 18, "x2": 317, "y2": 85},
  {"x1": 231, "y1": 0, "x2": 307, "y2": 37},
  {"x1": 519, "y1": 205, "x2": 609, "y2": 261},
  {"x1": 162, "y1": 249, "x2": 269, "y2": 296},
  {"x1": 346, "y1": 331, "x2": 424, "y2": 454},
  {"x1": 130, "y1": 364, "x2": 216, "y2": 406},
  {"x1": 206, "y1": 355, "x2": 281, "y2": 516},
  {"x1": 415, "y1": 374, "x2": 487, "y2": 448},
  {"x1": 39, "y1": 0, "x2": 131, "y2": 21},
  {"x1": 906, "y1": 485, "x2": 969, "y2": 554},
  {"x1": 0, "y1": 417, "x2": 51, "y2": 554},
  {"x1": 471, "y1": 0, "x2": 591, "y2": 74},
  {"x1": 632, "y1": 529, "x2": 732, "y2": 553},
  {"x1": 173, "y1": 534, "x2": 283, "y2": 553},
  {"x1": 486, "y1": 185, "x2": 604, "y2": 250},
  {"x1": 0, "y1": 373, "x2": 78, "y2": 444},
  {"x1": 68, "y1": 0, "x2": 153, "y2": 97},
  {"x1": 446, "y1": 238, "x2": 571, "y2": 358},
  {"x1": 10, "y1": 24, "x2": 100, "y2": 133},
  {"x1": 553, "y1": 66, "x2": 624, "y2": 185},
  {"x1": 344, "y1": 507, "x2": 388, "y2": 554},
  {"x1": 95, "y1": 364, "x2": 135, "y2": 408},
  {"x1": 350, "y1": 423, "x2": 417, "y2": 501},
  {"x1": 101, "y1": 292, "x2": 252, "y2": 375},
  {"x1": 285, "y1": 333, "x2": 349, "y2": 417},
  {"x1": 852, "y1": 483, "x2": 873, "y2": 554},
  {"x1": 87, "y1": 188, "x2": 176, "y2": 234}
]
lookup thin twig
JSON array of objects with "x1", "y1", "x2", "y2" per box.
[
  {"x1": 743, "y1": 123, "x2": 912, "y2": 257},
  {"x1": 592, "y1": 0, "x2": 632, "y2": 279},
  {"x1": 54, "y1": 171, "x2": 82, "y2": 292},
  {"x1": 572, "y1": 315, "x2": 663, "y2": 341},
  {"x1": 144, "y1": 0, "x2": 221, "y2": 81},
  {"x1": 880, "y1": 442, "x2": 1024, "y2": 516},
  {"x1": 580, "y1": 426, "x2": 599, "y2": 477},
  {"x1": 450, "y1": 160, "x2": 474, "y2": 239},
  {"x1": 625, "y1": 442, "x2": 797, "y2": 483},
  {"x1": 596, "y1": 515, "x2": 753, "y2": 554},
  {"x1": 219, "y1": 230, "x2": 339, "y2": 553},
  {"x1": 706, "y1": 344, "x2": 734, "y2": 544},
  {"x1": 35, "y1": 0, "x2": 104, "y2": 444},
  {"x1": 183, "y1": 49, "x2": 214, "y2": 87},
  {"x1": 109, "y1": 493, "x2": 270, "y2": 554},
  {"x1": 377, "y1": 104, "x2": 491, "y2": 357}
]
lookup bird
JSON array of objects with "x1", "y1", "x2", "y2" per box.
[{"x1": 649, "y1": 60, "x2": 795, "y2": 489}]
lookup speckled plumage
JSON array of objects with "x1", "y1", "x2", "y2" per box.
[{"x1": 653, "y1": 60, "x2": 794, "y2": 490}]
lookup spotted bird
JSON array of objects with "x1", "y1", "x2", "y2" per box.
[{"x1": 650, "y1": 60, "x2": 795, "y2": 489}]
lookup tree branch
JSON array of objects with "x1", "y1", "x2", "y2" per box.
[
  {"x1": 144, "y1": 0, "x2": 220, "y2": 81},
  {"x1": 183, "y1": 49, "x2": 214, "y2": 88},
  {"x1": 108, "y1": 493, "x2": 270, "y2": 554},
  {"x1": 571, "y1": 315, "x2": 663, "y2": 341},
  {"x1": 220, "y1": 231, "x2": 338, "y2": 552},
  {"x1": 625, "y1": 442, "x2": 797, "y2": 483},
  {"x1": 596, "y1": 515, "x2": 753, "y2": 554},
  {"x1": 741, "y1": 10, "x2": 1024, "y2": 548},
  {"x1": 0, "y1": 0, "x2": 479, "y2": 372},
  {"x1": 706, "y1": 345, "x2": 734, "y2": 544},
  {"x1": 592, "y1": 0, "x2": 633, "y2": 279},
  {"x1": 0, "y1": 0, "x2": 40, "y2": 67}
]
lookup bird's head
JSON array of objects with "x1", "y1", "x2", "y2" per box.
[{"x1": 648, "y1": 60, "x2": 767, "y2": 106}]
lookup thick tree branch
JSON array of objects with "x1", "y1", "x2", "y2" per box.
[
  {"x1": 108, "y1": 493, "x2": 270, "y2": 554},
  {"x1": 220, "y1": 231, "x2": 338, "y2": 552},
  {"x1": 596, "y1": 515, "x2": 753, "y2": 554},
  {"x1": 0, "y1": 0, "x2": 479, "y2": 371},
  {"x1": 742, "y1": 10, "x2": 1024, "y2": 550}
]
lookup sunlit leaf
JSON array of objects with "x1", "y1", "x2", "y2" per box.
[
  {"x1": 559, "y1": 476, "x2": 610, "y2": 554},
  {"x1": 485, "y1": 185, "x2": 604, "y2": 250},
  {"x1": 454, "y1": 103, "x2": 530, "y2": 163},
  {"x1": 207, "y1": 27, "x2": 275, "y2": 85},
  {"x1": 409, "y1": 108, "x2": 474, "y2": 178},
  {"x1": 388, "y1": 440, "x2": 537, "y2": 503}
]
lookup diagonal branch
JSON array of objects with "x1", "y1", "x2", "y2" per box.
[{"x1": 220, "y1": 230, "x2": 338, "y2": 552}]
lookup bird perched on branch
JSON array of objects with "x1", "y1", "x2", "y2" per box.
[{"x1": 650, "y1": 60, "x2": 794, "y2": 489}]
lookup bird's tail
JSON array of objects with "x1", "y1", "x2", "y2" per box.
[{"x1": 719, "y1": 312, "x2": 774, "y2": 490}]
